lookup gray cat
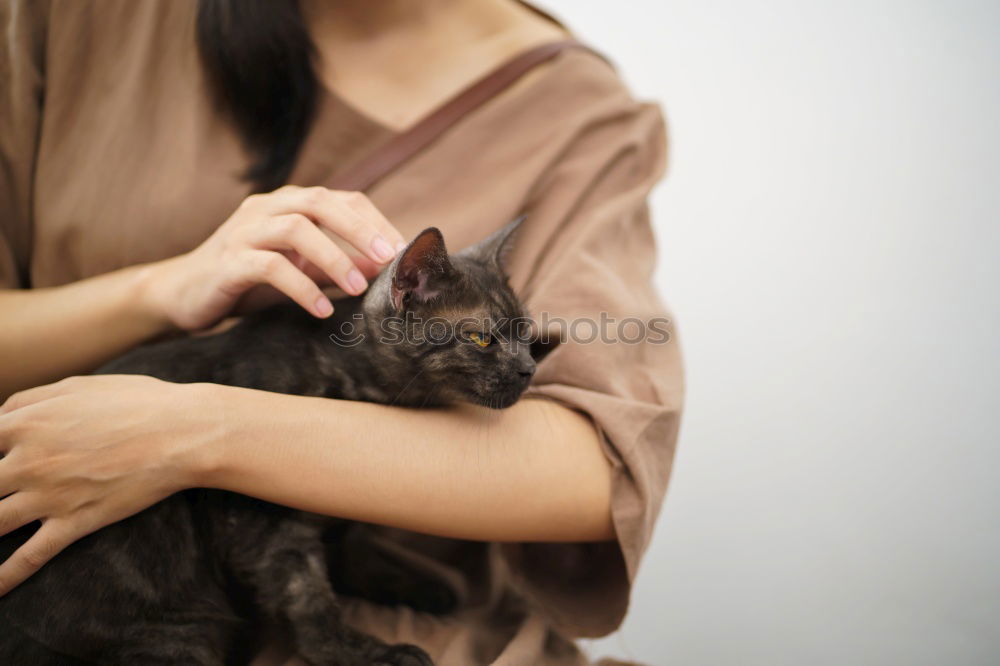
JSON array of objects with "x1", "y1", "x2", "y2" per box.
[{"x1": 0, "y1": 221, "x2": 555, "y2": 665}]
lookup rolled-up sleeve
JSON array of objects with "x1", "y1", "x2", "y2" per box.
[{"x1": 501, "y1": 97, "x2": 683, "y2": 638}]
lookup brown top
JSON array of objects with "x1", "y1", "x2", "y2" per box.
[{"x1": 0, "y1": 2, "x2": 684, "y2": 665}]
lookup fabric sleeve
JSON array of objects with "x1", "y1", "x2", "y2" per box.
[
  {"x1": 500, "y1": 97, "x2": 683, "y2": 638},
  {"x1": 0, "y1": 0, "x2": 48, "y2": 288}
]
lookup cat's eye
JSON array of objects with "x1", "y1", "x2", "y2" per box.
[{"x1": 468, "y1": 331, "x2": 492, "y2": 348}]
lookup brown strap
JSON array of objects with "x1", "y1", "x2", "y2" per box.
[{"x1": 326, "y1": 40, "x2": 601, "y2": 192}]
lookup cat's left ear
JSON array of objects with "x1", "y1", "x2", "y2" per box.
[
  {"x1": 456, "y1": 215, "x2": 525, "y2": 273},
  {"x1": 390, "y1": 227, "x2": 455, "y2": 311}
]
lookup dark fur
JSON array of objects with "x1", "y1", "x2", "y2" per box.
[{"x1": 0, "y1": 224, "x2": 553, "y2": 665}]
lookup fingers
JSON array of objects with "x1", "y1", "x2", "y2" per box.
[
  {"x1": 244, "y1": 251, "x2": 333, "y2": 318},
  {"x1": 265, "y1": 187, "x2": 405, "y2": 265},
  {"x1": 204, "y1": 186, "x2": 406, "y2": 320},
  {"x1": 0, "y1": 519, "x2": 75, "y2": 596},
  {"x1": 0, "y1": 492, "x2": 38, "y2": 537},
  {"x1": 0, "y1": 379, "x2": 72, "y2": 415},
  {"x1": 303, "y1": 254, "x2": 383, "y2": 283},
  {"x1": 349, "y1": 254, "x2": 384, "y2": 280},
  {"x1": 0, "y1": 451, "x2": 18, "y2": 498},
  {"x1": 337, "y1": 189, "x2": 407, "y2": 250},
  {"x1": 251, "y1": 214, "x2": 369, "y2": 297}
]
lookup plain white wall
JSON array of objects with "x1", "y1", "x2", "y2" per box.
[{"x1": 534, "y1": 1, "x2": 1000, "y2": 664}]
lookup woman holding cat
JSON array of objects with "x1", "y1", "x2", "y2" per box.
[{"x1": 0, "y1": 1, "x2": 682, "y2": 664}]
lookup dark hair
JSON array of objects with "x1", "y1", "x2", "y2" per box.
[{"x1": 196, "y1": 0, "x2": 318, "y2": 193}]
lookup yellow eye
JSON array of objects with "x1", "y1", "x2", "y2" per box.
[{"x1": 468, "y1": 331, "x2": 491, "y2": 348}]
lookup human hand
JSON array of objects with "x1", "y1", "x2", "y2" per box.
[
  {"x1": 144, "y1": 186, "x2": 406, "y2": 331},
  {"x1": 0, "y1": 375, "x2": 213, "y2": 596}
]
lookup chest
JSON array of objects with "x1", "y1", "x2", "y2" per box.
[{"x1": 26, "y1": 3, "x2": 558, "y2": 289}]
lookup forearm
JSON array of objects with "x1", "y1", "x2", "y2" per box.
[
  {"x1": 193, "y1": 385, "x2": 615, "y2": 543},
  {"x1": 0, "y1": 263, "x2": 170, "y2": 398}
]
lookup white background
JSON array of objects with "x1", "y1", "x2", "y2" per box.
[{"x1": 535, "y1": 1, "x2": 1000, "y2": 664}]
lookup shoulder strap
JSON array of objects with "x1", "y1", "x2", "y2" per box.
[{"x1": 327, "y1": 40, "x2": 602, "y2": 192}]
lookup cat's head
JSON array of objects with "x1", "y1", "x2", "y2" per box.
[{"x1": 362, "y1": 219, "x2": 556, "y2": 409}]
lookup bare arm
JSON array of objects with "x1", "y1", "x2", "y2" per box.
[
  {"x1": 201, "y1": 385, "x2": 614, "y2": 543},
  {"x1": 0, "y1": 266, "x2": 168, "y2": 399},
  {"x1": 0, "y1": 375, "x2": 614, "y2": 595},
  {"x1": 0, "y1": 186, "x2": 406, "y2": 400}
]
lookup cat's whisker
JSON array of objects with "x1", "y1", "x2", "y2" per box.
[
  {"x1": 418, "y1": 386, "x2": 439, "y2": 409},
  {"x1": 537, "y1": 395, "x2": 557, "y2": 437},
  {"x1": 389, "y1": 367, "x2": 428, "y2": 406}
]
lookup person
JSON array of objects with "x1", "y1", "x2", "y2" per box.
[{"x1": 0, "y1": 1, "x2": 683, "y2": 664}]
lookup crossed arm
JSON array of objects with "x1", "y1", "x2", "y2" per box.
[
  {"x1": 0, "y1": 187, "x2": 614, "y2": 598},
  {"x1": 0, "y1": 376, "x2": 613, "y2": 597}
]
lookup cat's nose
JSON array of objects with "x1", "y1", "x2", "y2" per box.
[{"x1": 516, "y1": 358, "x2": 536, "y2": 379}]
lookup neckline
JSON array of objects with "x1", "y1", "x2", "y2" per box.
[
  {"x1": 324, "y1": 40, "x2": 592, "y2": 192},
  {"x1": 313, "y1": 1, "x2": 574, "y2": 135},
  {"x1": 317, "y1": 40, "x2": 575, "y2": 137},
  {"x1": 317, "y1": 84, "x2": 398, "y2": 137}
]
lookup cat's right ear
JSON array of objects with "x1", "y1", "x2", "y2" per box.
[
  {"x1": 390, "y1": 227, "x2": 455, "y2": 311},
  {"x1": 456, "y1": 216, "x2": 525, "y2": 273}
]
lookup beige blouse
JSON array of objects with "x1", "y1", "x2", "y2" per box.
[{"x1": 0, "y1": 2, "x2": 684, "y2": 664}]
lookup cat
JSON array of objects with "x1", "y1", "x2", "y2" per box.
[{"x1": 0, "y1": 220, "x2": 556, "y2": 666}]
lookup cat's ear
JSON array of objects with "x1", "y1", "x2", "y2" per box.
[
  {"x1": 390, "y1": 227, "x2": 455, "y2": 311},
  {"x1": 456, "y1": 215, "x2": 525, "y2": 272}
]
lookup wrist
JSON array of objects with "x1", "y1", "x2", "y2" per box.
[
  {"x1": 163, "y1": 381, "x2": 235, "y2": 490},
  {"x1": 132, "y1": 256, "x2": 186, "y2": 334}
]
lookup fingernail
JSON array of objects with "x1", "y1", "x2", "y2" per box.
[
  {"x1": 347, "y1": 268, "x2": 368, "y2": 294},
  {"x1": 314, "y1": 297, "x2": 333, "y2": 317},
  {"x1": 395, "y1": 242, "x2": 408, "y2": 254},
  {"x1": 371, "y1": 235, "x2": 395, "y2": 262}
]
